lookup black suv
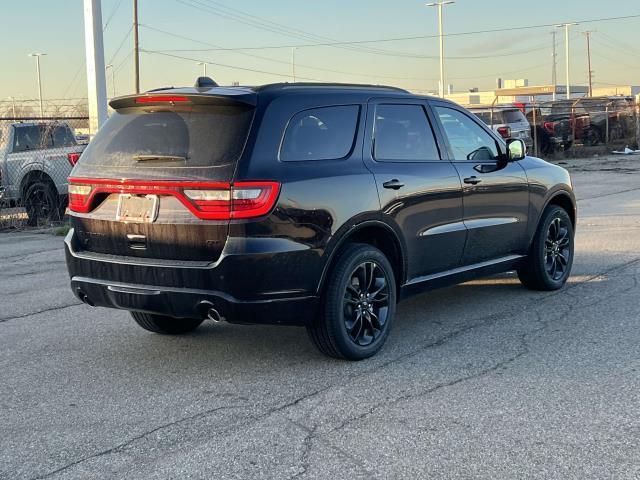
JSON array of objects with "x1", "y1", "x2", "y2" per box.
[{"x1": 65, "y1": 81, "x2": 576, "y2": 360}]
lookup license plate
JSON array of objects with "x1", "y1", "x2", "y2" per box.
[{"x1": 116, "y1": 194, "x2": 159, "y2": 223}]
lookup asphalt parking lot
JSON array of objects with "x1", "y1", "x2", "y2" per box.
[{"x1": 1, "y1": 155, "x2": 639, "y2": 480}]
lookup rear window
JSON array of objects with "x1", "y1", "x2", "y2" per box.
[
  {"x1": 472, "y1": 109, "x2": 526, "y2": 125},
  {"x1": 472, "y1": 111, "x2": 504, "y2": 125},
  {"x1": 502, "y1": 109, "x2": 526, "y2": 123},
  {"x1": 74, "y1": 105, "x2": 253, "y2": 178},
  {"x1": 280, "y1": 105, "x2": 359, "y2": 161}
]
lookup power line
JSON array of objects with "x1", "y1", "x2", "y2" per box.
[
  {"x1": 140, "y1": 25, "x2": 435, "y2": 80},
  {"x1": 103, "y1": 0, "x2": 125, "y2": 31},
  {"x1": 107, "y1": 25, "x2": 133, "y2": 66},
  {"x1": 141, "y1": 49, "x2": 327, "y2": 81},
  {"x1": 148, "y1": 12, "x2": 640, "y2": 53},
  {"x1": 142, "y1": 23, "x2": 552, "y2": 63}
]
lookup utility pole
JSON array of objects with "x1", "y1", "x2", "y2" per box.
[
  {"x1": 106, "y1": 64, "x2": 116, "y2": 98},
  {"x1": 551, "y1": 30, "x2": 557, "y2": 100},
  {"x1": 197, "y1": 62, "x2": 207, "y2": 77},
  {"x1": 133, "y1": 0, "x2": 140, "y2": 93},
  {"x1": 426, "y1": 1, "x2": 455, "y2": 98},
  {"x1": 582, "y1": 31, "x2": 594, "y2": 97},
  {"x1": 291, "y1": 47, "x2": 297, "y2": 83},
  {"x1": 82, "y1": 0, "x2": 108, "y2": 134},
  {"x1": 556, "y1": 23, "x2": 578, "y2": 99},
  {"x1": 28, "y1": 53, "x2": 46, "y2": 117}
]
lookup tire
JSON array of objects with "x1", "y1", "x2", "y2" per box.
[
  {"x1": 307, "y1": 243, "x2": 397, "y2": 360},
  {"x1": 583, "y1": 128, "x2": 600, "y2": 146},
  {"x1": 131, "y1": 311, "x2": 204, "y2": 335},
  {"x1": 23, "y1": 180, "x2": 62, "y2": 227},
  {"x1": 518, "y1": 206, "x2": 574, "y2": 291}
]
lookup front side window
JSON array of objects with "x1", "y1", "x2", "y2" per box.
[
  {"x1": 435, "y1": 107, "x2": 500, "y2": 161},
  {"x1": 373, "y1": 104, "x2": 440, "y2": 162},
  {"x1": 280, "y1": 105, "x2": 359, "y2": 161}
]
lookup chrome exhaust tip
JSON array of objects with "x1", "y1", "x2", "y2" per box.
[{"x1": 207, "y1": 307, "x2": 224, "y2": 323}]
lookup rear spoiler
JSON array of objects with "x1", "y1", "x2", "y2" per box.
[{"x1": 109, "y1": 89, "x2": 257, "y2": 110}]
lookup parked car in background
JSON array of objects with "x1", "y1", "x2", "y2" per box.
[
  {"x1": 468, "y1": 106, "x2": 532, "y2": 149},
  {"x1": 0, "y1": 121, "x2": 85, "y2": 225},
  {"x1": 539, "y1": 100, "x2": 596, "y2": 146},
  {"x1": 579, "y1": 97, "x2": 634, "y2": 144},
  {"x1": 513, "y1": 102, "x2": 574, "y2": 156},
  {"x1": 65, "y1": 80, "x2": 576, "y2": 360}
]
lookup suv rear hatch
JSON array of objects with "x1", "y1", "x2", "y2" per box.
[{"x1": 68, "y1": 91, "x2": 269, "y2": 263}]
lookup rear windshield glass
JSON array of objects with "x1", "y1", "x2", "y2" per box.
[
  {"x1": 74, "y1": 105, "x2": 253, "y2": 178},
  {"x1": 472, "y1": 109, "x2": 525, "y2": 125},
  {"x1": 472, "y1": 111, "x2": 504, "y2": 124}
]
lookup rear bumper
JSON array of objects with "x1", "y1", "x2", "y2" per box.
[{"x1": 64, "y1": 229, "x2": 319, "y2": 326}]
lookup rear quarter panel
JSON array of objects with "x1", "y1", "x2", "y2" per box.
[
  {"x1": 519, "y1": 156, "x2": 575, "y2": 243},
  {"x1": 231, "y1": 93, "x2": 382, "y2": 297}
]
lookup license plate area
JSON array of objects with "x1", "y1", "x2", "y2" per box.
[{"x1": 115, "y1": 194, "x2": 159, "y2": 223}]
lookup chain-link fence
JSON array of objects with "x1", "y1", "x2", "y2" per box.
[
  {"x1": 0, "y1": 116, "x2": 89, "y2": 230},
  {"x1": 475, "y1": 96, "x2": 639, "y2": 159}
]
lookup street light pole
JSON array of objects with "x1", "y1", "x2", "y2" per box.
[
  {"x1": 197, "y1": 62, "x2": 207, "y2": 77},
  {"x1": 426, "y1": 1, "x2": 454, "y2": 98},
  {"x1": 556, "y1": 23, "x2": 578, "y2": 99},
  {"x1": 8, "y1": 97, "x2": 17, "y2": 118},
  {"x1": 551, "y1": 30, "x2": 557, "y2": 100},
  {"x1": 291, "y1": 47, "x2": 297, "y2": 83},
  {"x1": 28, "y1": 53, "x2": 46, "y2": 117},
  {"x1": 133, "y1": 0, "x2": 140, "y2": 93}
]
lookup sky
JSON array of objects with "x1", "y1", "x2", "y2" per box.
[{"x1": 1, "y1": 0, "x2": 639, "y2": 107}]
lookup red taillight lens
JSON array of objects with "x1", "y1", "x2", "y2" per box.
[
  {"x1": 543, "y1": 121, "x2": 555, "y2": 134},
  {"x1": 67, "y1": 178, "x2": 280, "y2": 220},
  {"x1": 67, "y1": 152, "x2": 81, "y2": 167},
  {"x1": 68, "y1": 183, "x2": 93, "y2": 212},
  {"x1": 135, "y1": 95, "x2": 190, "y2": 104},
  {"x1": 231, "y1": 182, "x2": 280, "y2": 219},
  {"x1": 497, "y1": 126, "x2": 511, "y2": 139}
]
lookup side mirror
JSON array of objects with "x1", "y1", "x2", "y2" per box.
[{"x1": 506, "y1": 138, "x2": 526, "y2": 161}]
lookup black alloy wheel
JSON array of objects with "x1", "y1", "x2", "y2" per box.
[
  {"x1": 307, "y1": 243, "x2": 397, "y2": 360},
  {"x1": 518, "y1": 205, "x2": 574, "y2": 291},
  {"x1": 544, "y1": 216, "x2": 571, "y2": 282},
  {"x1": 24, "y1": 181, "x2": 59, "y2": 227},
  {"x1": 343, "y1": 261, "x2": 390, "y2": 347}
]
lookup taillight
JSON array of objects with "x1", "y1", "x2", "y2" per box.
[
  {"x1": 68, "y1": 183, "x2": 92, "y2": 212},
  {"x1": 497, "y1": 126, "x2": 511, "y2": 139},
  {"x1": 67, "y1": 152, "x2": 81, "y2": 167},
  {"x1": 67, "y1": 178, "x2": 280, "y2": 220},
  {"x1": 543, "y1": 121, "x2": 556, "y2": 135},
  {"x1": 135, "y1": 95, "x2": 190, "y2": 104}
]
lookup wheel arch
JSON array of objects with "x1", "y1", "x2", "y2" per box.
[
  {"x1": 544, "y1": 190, "x2": 576, "y2": 228},
  {"x1": 316, "y1": 220, "x2": 407, "y2": 298}
]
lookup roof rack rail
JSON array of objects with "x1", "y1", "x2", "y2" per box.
[{"x1": 256, "y1": 82, "x2": 408, "y2": 93}]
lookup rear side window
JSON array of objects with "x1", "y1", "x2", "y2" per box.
[
  {"x1": 51, "y1": 126, "x2": 77, "y2": 147},
  {"x1": 13, "y1": 125, "x2": 53, "y2": 152},
  {"x1": 74, "y1": 105, "x2": 254, "y2": 178},
  {"x1": 280, "y1": 105, "x2": 359, "y2": 161},
  {"x1": 373, "y1": 104, "x2": 440, "y2": 162}
]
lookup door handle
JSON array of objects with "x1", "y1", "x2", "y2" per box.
[
  {"x1": 463, "y1": 176, "x2": 482, "y2": 185},
  {"x1": 383, "y1": 179, "x2": 405, "y2": 190}
]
